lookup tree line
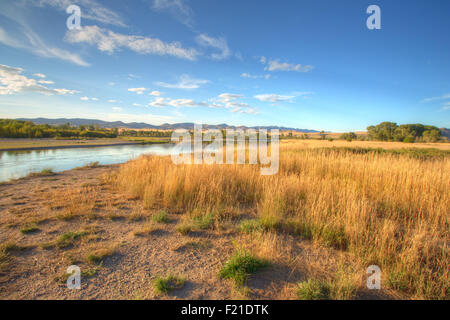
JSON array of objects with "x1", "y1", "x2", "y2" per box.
[
  {"x1": 366, "y1": 122, "x2": 442, "y2": 143},
  {"x1": 0, "y1": 119, "x2": 118, "y2": 139}
]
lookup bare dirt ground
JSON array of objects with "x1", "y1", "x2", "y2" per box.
[{"x1": 0, "y1": 165, "x2": 400, "y2": 300}]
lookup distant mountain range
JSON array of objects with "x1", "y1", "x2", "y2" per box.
[{"x1": 17, "y1": 118, "x2": 320, "y2": 133}]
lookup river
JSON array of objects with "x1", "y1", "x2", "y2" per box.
[{"x1": 0, "y1": 143, "x2": 177, "y2": 182}]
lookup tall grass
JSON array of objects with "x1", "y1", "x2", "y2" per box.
[{"x1": 110, "y1": 143, "x2": 449, "y2": 299}]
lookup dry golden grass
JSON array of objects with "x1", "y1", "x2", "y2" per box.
[
  {"x1": 280, "y1": 138, "x2": 450, "y2": 150},
  {"x1": 110, "y1": 140, "x2": 449, "y2": 299}
]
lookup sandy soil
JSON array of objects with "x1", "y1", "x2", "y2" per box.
[{"x1": 0, "y1": 165, "x2": 398, "y2": 300}]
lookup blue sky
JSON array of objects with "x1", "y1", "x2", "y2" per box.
[{"x1": 0, "y1": 0, "x2": 449, "y2": 131}]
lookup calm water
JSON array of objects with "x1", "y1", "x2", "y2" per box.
[{"x1": 0, "y1": 143, "x2": 177, "y2": 182}]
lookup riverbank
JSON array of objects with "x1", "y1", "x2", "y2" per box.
[{"x1": 0, "y1": 137, "x2": 171, "y2": 152}]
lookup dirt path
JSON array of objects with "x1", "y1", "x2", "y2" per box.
[{"x1": 0, "y1": 165, "x2": 397, "y2": 300}]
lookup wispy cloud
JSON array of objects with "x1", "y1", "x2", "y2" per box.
[
  {"x1": 151, "y1": 0, "x2": 194, "y2": 27},
  {"x1": 65, "y1": 25, "x2": 200, "y2": 61},
  {"x1": 196, "y1": 34, "x2": 231, "y2": 60},
  {"x1": 254, "y1": 94, "x2": 295, "y2": 103},
  {"x1": 32, "y1": 0, "x2": 126, "y2": 27},
  {"x1": 0, "y1": 25, "x2": 89, "y2": 67},
  {"x1": 155, "y1": 74, "x2": 209, "y2": 90},
  {"x1": 421, "y1": 93, "x2": 450, "y2": 103},
  {"x1": 216, "y1": 93, "x2": 258, "y2": 114},
  {"x1": 128, "y1": 87, "x2": 148, "y2": 95},
  {"x1": 0, "y1": 64, "x2": 79, "y2": 95},
  {"x1": 241, "y1": 73, "x2": 270, "y2": 80},
  {"x1": 148, "y1": 93, "x2": 259, "y2": 115},
  {"x1": 261, "y1": 58, "x2": 314, "y2": 73},
  {"x1": 218, "y1": 93, "x2": 244, "y2": 103},
  {"x1": 80, "y1": 96, "x2": 99, "y2": 101},
  {"x1": 38, "y1": 80, "x2": 54, "y2": 85}
]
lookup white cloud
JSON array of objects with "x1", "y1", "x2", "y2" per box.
[
  {"x1": 148, "y1": 97, "x2": 207, "y2": 108},
  {"x1": 241, "y1": 73, "x2": 270, "y2": 80},
  {"x1": 218, "y1": 93, "x2": 243, "y2": 103},
  {"x1": 32, "y1": 0, "x2": 126, "y2": 27},
  {"x1": 0, "y1": 26, "x2": 89, "y2": 67},
  {"x1": 196, "y1": 33, "x2": 231, "y2": 60},
  {"x1": 112, "y1": 106, "x2": 123, "y2": 111},
  {"x1": 33, "y1": 73, "x2": 46, "y2": 78},
  {"x1": 80, "y1": 96, "x2": 89, "y2": 101},
  {"x1": 149, "y1": 91, "x2": 162, "y2": 96},
  {"x1": 65, "y1": 25, "x2": 199, "y2": 61},
  {"x1": 91, "y1": 97, "x2": 99, "y2": 101},
  {"x1": 421, "y1": 93, "x2": 450, "y2": 103},
  {"x1": 38, "y1": 80, "x2": 54, "y2": 85},
  {"x1": 108, "y1": 82, "x2": 115, "y2": 86},
  {"x1": 0, "y1": 2, "x2": 90, "y2": 66},
  {"x1": 147, "y1": 94, "x2": 257, "y2": 114},
  {"x1": 216, "y1": 93, "x2": 259, "y2": 114},
  {"x1": 107, "y1": 99, "x2": 117, "y2": 103},
  {"x1": 0, "y1": 64, "x2": 78, "y2": 96},
  {"x1": 128, "y1": 87, "x2": 147, "y2": 95},
  {"x1": 263, "y1": 59, "x2": 314, "y2": 73},
  {"x1": 53, "y1": 88, "x2": 79, "y2": 95},
  {"x1": 260, "y1": 56, "x2": 267, "y2": 64},
  {"x1": 152, "y1": 0, "x2": 194, "y2": 27},
  {"x1": 149, "y1": 97, "x2": 169, "y2": 108},
  {"x1": 254, "y1": 94, "x2": 295, "y2": 103},
  {"x1": 132, "y1": 103, "x2": 142, "y2": 107},
  {"x1": 155, "y1": 74, "x2": 209, "y2": 90}
]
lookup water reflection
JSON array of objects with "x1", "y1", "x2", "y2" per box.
[{"x1": 0, "y1": 143, "x2": 176, "y2": 182}]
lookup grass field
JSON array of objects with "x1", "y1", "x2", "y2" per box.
[
  {"x1": 0, "y1": 139, "x2": 448, "y2": 299},
  {"x1": 111, "y1": 140, "x2": 449, "y2": 299}
]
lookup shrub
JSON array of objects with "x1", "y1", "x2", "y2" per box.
[
  {"x1": 152, "y1": 210, "x2": 169, "y2": 224},
  {"x1": 297, "y1": 279, "x2": 330, "y2": 300},
  {"x1": 153, "y1": 275, "x2": 185, "y2": 294},
  {"x1": 219, "y1": 249, "x2": 269, "y2": 286}
]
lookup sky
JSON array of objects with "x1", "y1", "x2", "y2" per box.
[{"x1": 0, "y1": 0, "x2": 449, "y2": 132}]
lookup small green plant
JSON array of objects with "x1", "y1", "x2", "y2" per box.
[
  {"x1": 219, "y1": 249, "x2": 269, "y2": 286},
  {"x1": 259, "y1": 215, "x2": 282, "y2": 231},
  {"x1": 153, "y1": 275, "x2": 185, "y2": 294},
  {"x1": 239, "y1": 219, "x2": 263, "y2": 234},
  {"x1": 56, "y1": 231, "x2": 89, "y2": 248},
  {"x1": 20, "y1": 223, "x2": 40, "y2": 234},
  {"x1": 176, "y1": 223, "x2": 192, "y2": 235},
  {"x1": 56, "y1": 210, "x2": 76, "y2": 221},
  {"x1": 86, "y1": 248, "x2": 115, "y2": 264},
  {"x1": 296, "y1": 279, "x2": 330, "y2": 300},
  {"x1": 320, "y1": 226, "x2": 348, "y2": 250},
  {"x1": 192, "y1": 213, "x2": 214, "y2": 230},
  {"x1": 152, "y1": 210, "x2": 170, "y2": 224}
]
